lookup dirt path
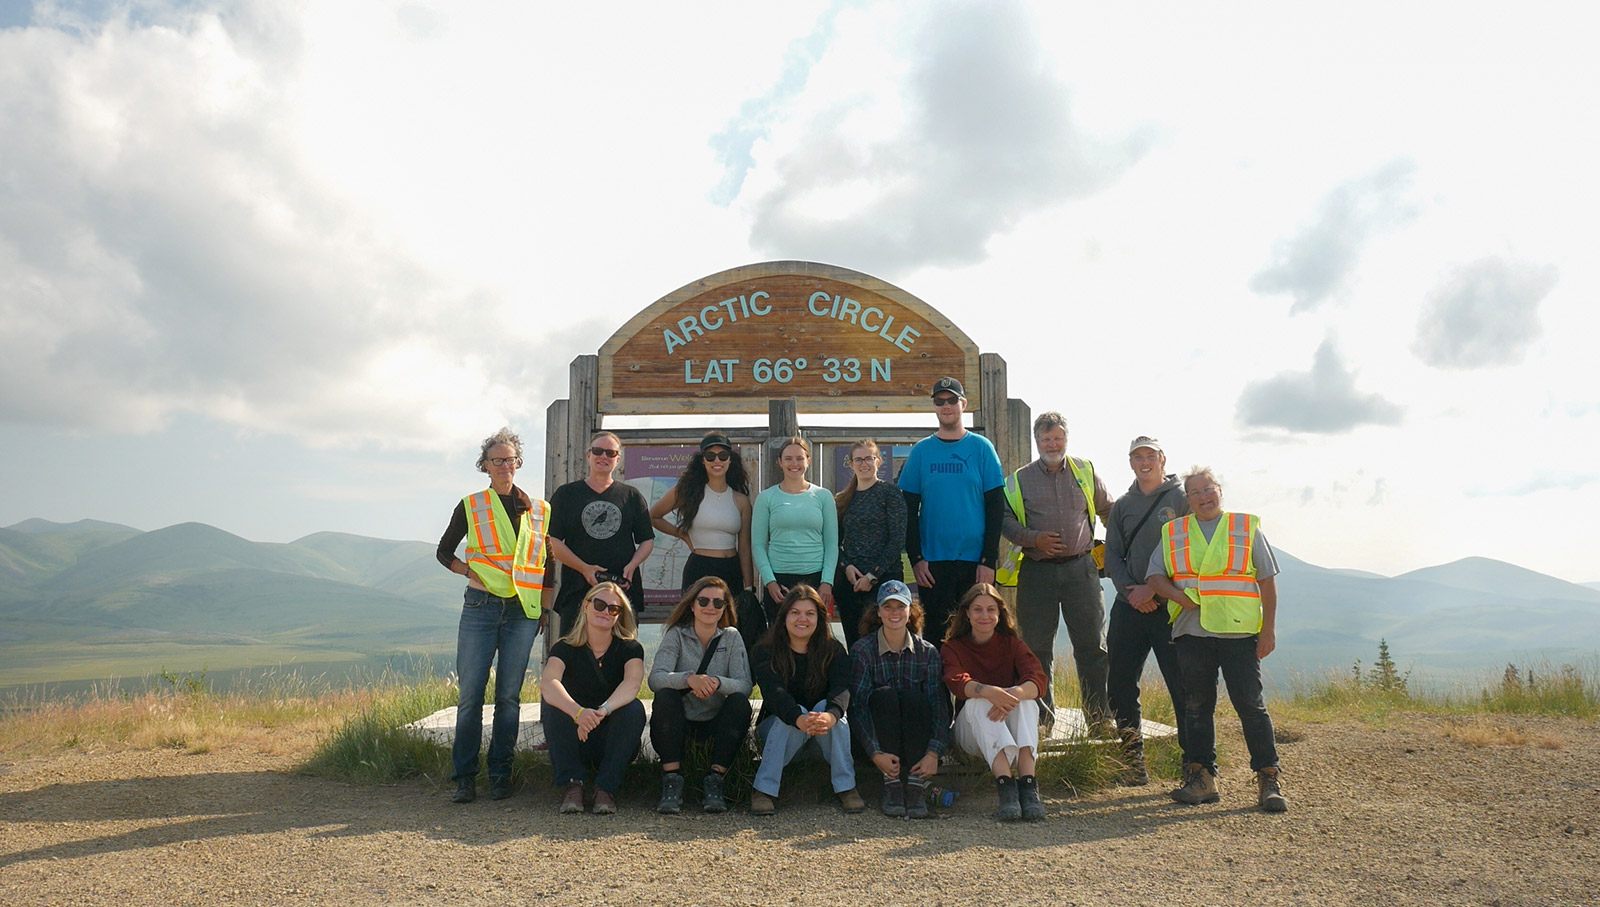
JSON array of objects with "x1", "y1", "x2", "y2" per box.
[{"x1": 2, "y1": 714, "x2": 1596, "y2": 906}]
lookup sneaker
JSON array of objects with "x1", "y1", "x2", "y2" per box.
[
  {"x1": 489, "y1": 777, "x2": 513, "y2": 801},
  {"x1": 701, "y1": 772, "x2": 727, "y2": 814},
  {"x1": 656, "y1": 772, "x2": 684, "y2": 814},
  {"x1": 1171, "y1": 763, "x2": 1220, "y2": 805},
  {"x1": 592, "y1": 790, "x2": 617, "y2": 815},
  {"x1": 1257, "y1": 767, "x2": 1289, "y2": 813},
  {"x1": 452, "y1": 778, "x2": 477, "y2": 804},
  {"x1": 838, "y1": 787, "x2": 867, "y2": 814},
  {"x1": 880, "y1": 778, "x2": 906, "y2": 817},
  {"x1": 996, "y1": 776, "x2": 1022, "y2": 821},
  {"x1": 1017, "y1": 775, "x2": 1045, "y2": 821},
  {"x1": 1118, "y1": 729, "x2": 1149, "y2": 786},
  {"x1": 559, "y1": 781, "x2": 584, "y2": 814},
  {"x1": 749, "y1": 790, "x2": 777, "y2": 816},
  {"x1": 904, "y1": 778, "x2": 930, "y2": 819}
]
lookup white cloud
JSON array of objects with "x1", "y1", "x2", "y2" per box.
[
  {"x1": 1413, "y1": 256, "x2": 1558, "y2": 370},
  {"x1": 1236, "y1": 339, "x2": 1403, "y2": 434}
]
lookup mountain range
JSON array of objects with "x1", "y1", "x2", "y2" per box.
[{"x1": 2, "y1": 519, "x2": 1598, "y2": 690}]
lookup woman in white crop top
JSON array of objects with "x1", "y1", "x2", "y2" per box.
[{"x1": 651, "y1": 432, "x2": 757, "y2": 639}]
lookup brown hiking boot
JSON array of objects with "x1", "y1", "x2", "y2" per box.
[
  {"x1": 1118, "y1": 728, "x2": 1149, "y2": 786},
  {"x1": 749, "y1": 790, "x2": 777, "y2": 816},
  {"x1": 1171, "y1": 763, "x2": 1220, "y2": 805},
  {"x1": 837, "y1": 787, "x2": 866, "y2": 814},
  {"x1": 1257, "y1": 767, "x2": 1288, "y2": 813}
]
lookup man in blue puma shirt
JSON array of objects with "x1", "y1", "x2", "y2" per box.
[{"x1": 898, "y1": 377, "x2": 1006, "y2": 640}]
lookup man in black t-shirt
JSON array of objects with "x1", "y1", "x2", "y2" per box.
[{"x1": 548, "y1": 431, "x2": 655, "y2": 636}]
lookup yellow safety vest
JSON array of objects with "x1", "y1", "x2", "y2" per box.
[
  {"x1": 1161, "y1": 512, "x2": 1262, "y2": 633},
  {"x1": 463, "y1": 489, "x2": 550, "y2": 619},
  {"x1": 995, "y1": 457, "x2": 1097, "y2": 587}
]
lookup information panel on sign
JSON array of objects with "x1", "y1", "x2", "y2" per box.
[{"x1": 599, "y1": 262, "x2": 979, "y2": 415}]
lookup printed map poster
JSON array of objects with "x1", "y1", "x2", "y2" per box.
[{"x1": 623, "y1": 445, "x2": 698, "y2": 607}]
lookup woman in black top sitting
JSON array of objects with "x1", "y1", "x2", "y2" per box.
[
  {"x1": 748, "y1": 585, "x2": 865, "y2": 816},
  {"x1": 539, "y1": 582, "x2": 647, "y2": 815}
]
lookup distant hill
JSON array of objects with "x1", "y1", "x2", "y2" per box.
[
  {"x1": 0, "y1": 520, "x2": 470, "y2": 688},
  {"x1": 1396, "y1": 557, "x2": 1600, "y2": 604}
]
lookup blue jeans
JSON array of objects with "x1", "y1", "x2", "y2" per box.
[
  {"x1": 452, "y1": 587, "x2": 540, "y2": 782},
  {"x1": 542, "y1": 699, "x2": 647, "y2": 794},
  {"x1": 1174, "y1": 634, "x2": 1278, "y2": 772},
  {"x1": 753, "y1": 703, "x2": 856, "y2": 797}
]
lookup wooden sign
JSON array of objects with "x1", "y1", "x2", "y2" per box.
[{"x1": 598, "y1": 261, "x2": 980, "y2": 414}]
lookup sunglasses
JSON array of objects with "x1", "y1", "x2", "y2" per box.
[
  {"x1": 702, "y1": 450, "x2": 731, "y2": 462},
  {"x1": 590, "y1": 447, "x2": 621, "y2": 458},
  {"x1": 932, "y1": 396, "x2": 960, "y2": 407},
  {"x1": 590, "y1": 600, "x2": 623, "y2": 615},
  {"x1": 695, "y1": 595, "x2": 727, "y2": 609}
]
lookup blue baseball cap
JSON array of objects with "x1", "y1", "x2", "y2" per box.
[{"x1": 876, "y1": 580, "x2": 913, "y2": 606}]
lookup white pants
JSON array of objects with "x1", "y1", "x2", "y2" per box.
[{"x1": 954, "y1": 698, "x2": 1040, "y2": 770}]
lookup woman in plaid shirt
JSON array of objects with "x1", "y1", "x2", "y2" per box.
[{"x1": 847, "y1": 580, "x2": 951, "y2": 819}]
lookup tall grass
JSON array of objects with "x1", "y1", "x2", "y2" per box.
[{"x1": 1282, "y1": 650, "x2": 1600, "y2": 720}]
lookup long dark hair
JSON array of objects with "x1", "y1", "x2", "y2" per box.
[
  {"x1": 834, "y1": 439, "x2": 880, "y2": 513},
  {"x1": 669, "y1": 434, "x2": 750, "y2": 532},
  {"x1": 763, "y1": 585, "x2": 841, "y2": 693},
  {"x1": 944, "y1": 583, "x2": 1018, "y2": 643},
  {"x1": 662, "y1": 576, "x2": 737, "y2": 629}
]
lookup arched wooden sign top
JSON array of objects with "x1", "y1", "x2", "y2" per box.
[{"x1": 598, "y1": 261, "x2": 980, "y2": 414}]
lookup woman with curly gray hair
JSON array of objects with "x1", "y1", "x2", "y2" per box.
[{"x1": 435, "y1": 427, "x2": 552, "y2": 804}]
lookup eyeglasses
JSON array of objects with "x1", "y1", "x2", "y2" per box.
[
  {"x1": 851, "y1": 456, "x2": 879, "y2": 465},
  {"x1": 695, "y1": 596, "x2": 726, "y2": 609},
  {"x1": 702, "y1": 450, "x2": 731, "y2": 462},
  {"x1": 486, "y1": 456, "x2": 521, "y2": 467},
  {"x1": 590, "y1": 600, "x2": 623, "y2": 615},
  {"x1": 590, "y1": 447, "x2": 621, "y2": 459},
  {"x1": 932, "y1": 396, "x2": 960, "y2": 407},
  {"x1": 1185, "y1": 485, "x2": 1219, "y2": 498}
]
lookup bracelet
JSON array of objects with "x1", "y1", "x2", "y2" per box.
[{"x1": 575, "y1": 707, "x2": 585, "y2": 720}]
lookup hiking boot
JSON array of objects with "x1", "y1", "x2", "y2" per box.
[
  {"x1": 1017, "y1": 775, "x2": 1045, "y2": 821},
  {"x1": 1118, "y1": 728, "x2": 1149, "y2": 786},
  {"x1": 702, "y1": 772, "x2": 728, "y2": 814},
  {"x1": 996, "y1": 776, "x2": 1022, "y2": 821},
  {"x1": 592, "y1": 790, "x2": 617, "y2": 815},
  {"x1": 452, "y1": 777, "x2": 477, "y2": 804},
  {"x1": 1257, "y1": 767, "x2": 1288, "y2": 813},
  {"x1": 1171, "y1": 763, "x2": 1220, "y2": 805},
  {"x1": 656, "y1": 772, "x2": 684, "y2": 814},
  {"x1": 559, "y1": 781, "x2": 584, "y2": 814},
  {"x1": 749, "y1": 790, "x2": 777, "y2": 816},
  {"x1": 838, "y1": 787, "x2": 867, "y2": 814},
  {"x1": 880, "y1": 778, "x2": 906, "y2": 817},
  {"x1": 904, "y1": 778, "x2": 930, "y2": 819}
]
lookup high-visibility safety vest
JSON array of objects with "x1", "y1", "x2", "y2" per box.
[
  {"x1": 1160, "y1": 512, "x2": 1262, "y2": 633},
  {"x1": 995, "y1": 457, "x2": 1097, "y2": 587},
  {"x1": 463, "y1": 489, "x2": 551, "y2": 619}
]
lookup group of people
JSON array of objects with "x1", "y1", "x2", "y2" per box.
[{"x1": 434, "y1": 376, "x2": 1287, "y2": 818}]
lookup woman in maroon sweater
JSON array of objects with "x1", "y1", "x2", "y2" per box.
[{"x1": 942, "y1": 583, "x2": 1049, "y2": 821}]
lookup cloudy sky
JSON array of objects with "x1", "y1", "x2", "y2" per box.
[{"x1": 2, "y1": 0, "x2": 1595, "y2": 584}]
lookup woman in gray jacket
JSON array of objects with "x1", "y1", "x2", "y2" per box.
[{"x1": 647, "y1": 576, "x2": 753, "y2": 814}]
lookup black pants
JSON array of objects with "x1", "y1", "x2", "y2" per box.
[
  {"x1": 649, "y1": 689, "x2": 753, "y2": 769},
  {"x1": 867, "y1": 686, "x2": 932, "y2": 781},
  {"x1": 834, "y1": 566, "x2": 897, "y2": 647},
  {"x1": 754, "y1": 571, "x2": 822, "y2": 648},
  {"x1": 1107, "y1": 598, "x2": 1189, "y2": 759},
  {"x1": 682, "y1": 552, "x2": 743, "y2": 593},
  {"x1": 1174, "y1": 634, "x2": 1278, "y2": 772},
  {"x1": 916, "y1": 560, "x2": 980, "y2": 643},
  {"x1": 541, "y1": 699, "x2": 647, "y2": 795}
]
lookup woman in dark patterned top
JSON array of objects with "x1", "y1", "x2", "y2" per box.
[{"x1": 833, "y1": 439, "x2": 907, "y2": 647}]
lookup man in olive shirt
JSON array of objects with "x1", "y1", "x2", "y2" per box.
[{"x1": 1000, "y1": 411, "x2": 1114, "y2": 732}]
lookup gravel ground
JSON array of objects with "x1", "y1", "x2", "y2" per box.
[{"x1": 2, "y1": 714, "x2": 1597, "y2": 907}]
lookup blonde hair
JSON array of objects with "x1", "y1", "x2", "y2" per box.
[{"x1": 559, "y1": 582, "x2": 638, "y2": 646}]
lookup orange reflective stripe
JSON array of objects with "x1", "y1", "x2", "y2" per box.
[{"x1": 1226, "y1": 514, "x2": 1250, "y2": 573}]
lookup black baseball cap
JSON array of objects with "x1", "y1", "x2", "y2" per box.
[
  {"x1": 700, "y1": 432, "x2": 734, "y2": 452},
  {"x1": 931, "y1": 377, "x2": 965, "y2": 398}
]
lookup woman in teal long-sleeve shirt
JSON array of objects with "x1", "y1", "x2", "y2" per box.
[{"x1": 751, "y1": 436, "x2": 838, "y2": 639}]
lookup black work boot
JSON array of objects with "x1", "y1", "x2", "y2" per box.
[
  {"x1": 1017, "y1": 775, "x2": 1045, "y2": 821},
  {"x1": 904, "y1": 777, "x2": 930, "y2": 819},
  {"x1": 452, "y1": 777, "x2": 476, "y2": 803},
  {"x1": 881, "y1": 777, "x2": 906, "y2": 817},
  {"x1": 656, "y1": 771, "x2": 684, "y2": 814},
  {"x1": 702, "y1": 772, "x2": 728, "y2": 814},
  {"x1": 996, "y1": 776, "x2": 1022, "y2": 821}
]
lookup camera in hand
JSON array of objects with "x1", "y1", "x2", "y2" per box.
[{"x1": 595, "y1": 570, "x2": 627, "y2": 587}]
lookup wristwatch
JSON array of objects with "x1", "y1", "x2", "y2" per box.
[{"x1": 597, "y1": 703, "x2": 612, "y2": 718}]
